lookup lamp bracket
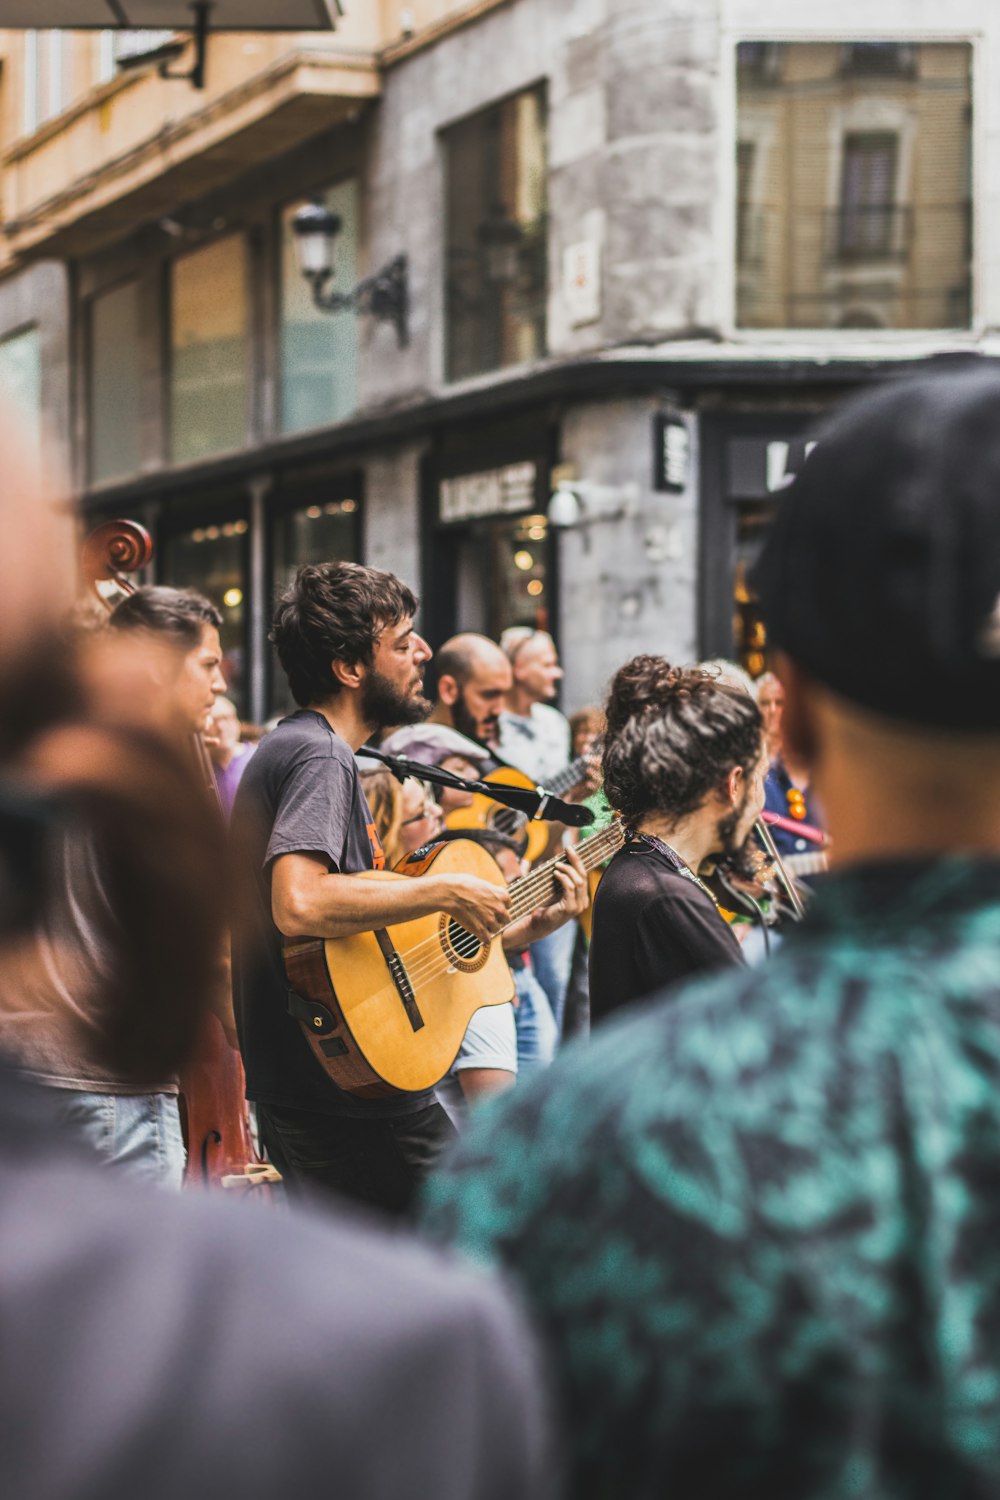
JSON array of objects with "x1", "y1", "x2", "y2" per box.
[
  {"x1": 306, "y1": 254, "x2": 409, "y2": 347},
  {"x1": 157, "y1": 1, "x2": 211, "y2": 90}
]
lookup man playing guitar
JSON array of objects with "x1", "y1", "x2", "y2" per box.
[{"x1": 231, "y1": 562, "x2": 586, "y2": 1218}]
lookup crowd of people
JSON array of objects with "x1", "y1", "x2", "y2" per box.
[{"x1": 4, "y1": 366, "x2": 1000, "y2": 1495}]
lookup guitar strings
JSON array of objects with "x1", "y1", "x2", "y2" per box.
[
  {"x1": 382, "y1": 828, "x2": 622, "y2": 990},
  {"x1": 377, "y1": 824, "x2": 624, "y2": 990},
  {"x1": 387, "y1": 822, "x2": 624, "y2": 983}
]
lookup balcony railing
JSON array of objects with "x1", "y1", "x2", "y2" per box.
[{"x1": 825, "y1": 204, "x2": 913, "y2": 263}]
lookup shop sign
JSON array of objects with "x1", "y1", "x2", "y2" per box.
[
  {"x1": 726, "y1": 437, "x2": 818, "y2": 498},
  {"x1": 564, "y1": 240, "x2": 601, "y2": 326},
  {"x1": 439, "y1": 461, "x2": 538, "y2": 523}
]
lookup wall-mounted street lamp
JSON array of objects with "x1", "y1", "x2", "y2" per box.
[
  {"x1": 548, "y1": 479, "x2": 640, "y2": 530},
  {"x1": 292, "y1": 200, "x2": 409, "y2": 348}
]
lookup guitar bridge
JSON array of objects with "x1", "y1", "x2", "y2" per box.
[{"x1": 374, "y1": 929, "x2": 424, "y2": 1033}]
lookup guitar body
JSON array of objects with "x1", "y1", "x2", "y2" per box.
[
  {"x1": 445, "y1": 766, "x2": 551, "y2": 862},
  {"x1": 284, "y1": 840, "x2": 515, "y2": 1099}
]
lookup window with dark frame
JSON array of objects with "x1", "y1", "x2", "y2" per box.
[
  {"x1": 88, "y1": 279, "x2": 142, "y2": 484},
  {"x1": 442, "y1": 87, "x2": 548, "y2": 383},
  {"x1": 169, "y1": 235, "x2": 250, "y2": 464},
  {"x1": 838, "y1": 131, "x2": 901, "y2": 260},
  {"x1": 279, "y1": 180, "x2": 359, "y2": 435}
]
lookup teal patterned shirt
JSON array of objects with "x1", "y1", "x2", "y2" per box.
[{"x1": 423, "y1": 860, "x2": 1000, "y2": 1499}]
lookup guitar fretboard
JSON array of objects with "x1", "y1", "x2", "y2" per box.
[{"x1": 502, "y1": 819, "x2": 624, "y2": 931}]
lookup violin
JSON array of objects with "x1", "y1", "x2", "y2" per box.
[
  {"x1": 82, "y1": 519, "x2": 278, "y2": 1192},
  {"x1": 702, "y1": 818, "x2": 810, "y2": 931}
]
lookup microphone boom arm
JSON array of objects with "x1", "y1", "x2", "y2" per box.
[{"x1": 360, "y1": 747, "x2": 594, "y2": 828}]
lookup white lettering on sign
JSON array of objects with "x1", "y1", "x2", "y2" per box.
[
  {"x1": 766, "y1": 441, "x2": 792, "y2": 492},
  {"x1": 662, "y1": 421, "x2": 689, "y2": 491},
  {"x1": 440, "y1": 462, "x2": 537, "y2": 523}
]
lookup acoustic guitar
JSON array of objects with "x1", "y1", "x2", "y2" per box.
[
  {"x1": 284, "y1": 820, "x2": 625, "y2": 1099},
  {"x1": 445, "y1": 753, "x2": 596, "y2": 862}
]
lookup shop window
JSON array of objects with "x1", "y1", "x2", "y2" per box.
[
  {"x1": 735, "y1": 41, "x2": 972, "y2": 330},
  {"x1": 272, "y1": 495, "x2": 360, "y2": 593},
  {"x1": 732, "y1": 504, "x2": 773, "y2": 681},
  {"x1": 162, "y1": 518, "x2": 249, "y2": 715},
  {"x1": 0, "y1": 325, "x2": 41, "y2": 455},
  {"x1": 270, "y1": 493, "x2": 361, "y2": 713},
  {"x1": 443, "y1": 87, "x2": 548, "y2": 382},
  {"x1": 451, "y1": 513, "x2": 550, "y2": 641},
  {"x1": 279, "y1": 180, "x2": 359, "y2": 434},
  {"x1": 170, "y1": 236, "x2": 250, "y2": 464},
  {"x1": 88, "y1": 280, "x2": 142, "y2": 484}
]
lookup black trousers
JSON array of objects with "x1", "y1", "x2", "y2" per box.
[{"x1": 256, "y1": 1100, "x2": 457, "y2": 1221}]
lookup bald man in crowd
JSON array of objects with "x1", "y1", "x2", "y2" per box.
[
  {"x1": 427, "y1": 633, "x2": 513, "y2": 750},
  {"x1": 380, "y1": 633, "x2": 510, "y2": 803}
]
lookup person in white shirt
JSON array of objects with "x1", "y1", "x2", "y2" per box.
[{"x1": 495, "y1": 629, "x2": 591, "y2": 1039}]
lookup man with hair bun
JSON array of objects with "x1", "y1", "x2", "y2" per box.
[
  {"x1": 426, "y1": 369, "x2": 1000, "y2": 1497},
  {"x1": 588, "y1": 655, "x2": 767, "y2": 1026}
]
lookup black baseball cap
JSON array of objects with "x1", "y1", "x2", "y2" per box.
[{"x1": 751, "y1": 367, "x2": 1000, "y2": 730}]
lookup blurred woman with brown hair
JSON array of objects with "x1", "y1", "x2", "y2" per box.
[{"x1": 360, "y1": 767, "x2": 442, "y2": 868}]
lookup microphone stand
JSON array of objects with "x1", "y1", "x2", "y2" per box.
[{"x1": 360, "y1": 746, "x2": 594, "y2": 829}]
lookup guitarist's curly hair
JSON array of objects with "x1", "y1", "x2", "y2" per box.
[
  {"x1": 602, "y1": 656, "x2": 763, "y2": 826},
  {"x1": 272, "y1": 562, "x2": 418, "y2": 707}
]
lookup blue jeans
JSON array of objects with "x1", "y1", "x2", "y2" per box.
[
  {"x1": 530, "y1": 920, "x2": 577, "y2": 1038},
  {"x1": 513, "y1": 967, "x2": 558, "y2": 1073},
  {"x1": 48, "y1": 1089, "x2": 186, "y2": 1189}
]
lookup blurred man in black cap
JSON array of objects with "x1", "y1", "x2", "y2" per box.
[{"x1": 424, "y1": 368, "x2": 1000, "y2": 1498}]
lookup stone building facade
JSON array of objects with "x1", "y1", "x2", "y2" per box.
[{"x1": 0, "y1": 0, "x2": 995, "y2": 718}]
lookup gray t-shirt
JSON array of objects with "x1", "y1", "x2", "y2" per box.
[{"x1": 232, "y1": 710, "x2": 434, "y2": 1119}]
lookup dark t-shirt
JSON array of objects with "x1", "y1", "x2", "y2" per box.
[
  {"x1": 232, "y1": 710, "x2": 433, "y2": 1118},
  {"x1": 589, "y1": 842, "x2": 745, "y2": 1025}
]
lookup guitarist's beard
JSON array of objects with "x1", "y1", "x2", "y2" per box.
[{"x1": 361, "y1": 667, "x2": 432, "y2": 731}]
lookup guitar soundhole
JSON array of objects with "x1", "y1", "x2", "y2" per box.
[
  {"x1": 491, "y1": 807, "x2": 528, "y2": 837},
  {"x1": 439, "y1": 916, "x2": 492, "y2": 973}
]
